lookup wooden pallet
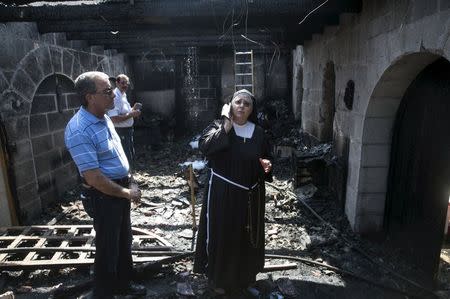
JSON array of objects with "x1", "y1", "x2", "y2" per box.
[{"x1": 0, "y1": 225, "x2": 173, "y2": 270}]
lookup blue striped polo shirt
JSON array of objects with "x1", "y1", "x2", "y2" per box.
[{"x1": 64, "y1": 106, "x2": 129, "y2": 180}]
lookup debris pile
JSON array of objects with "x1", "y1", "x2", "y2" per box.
[{"x1": 0, "y1": 105, "x2": 448, "y2": 298}]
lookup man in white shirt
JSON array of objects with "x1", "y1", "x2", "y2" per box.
[{"x1": 107, "y1": 74, "x2": 141, "y2": 169}]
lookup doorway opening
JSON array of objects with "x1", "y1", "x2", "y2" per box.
[{"x1": 385, "y1": 58, "x2": 450, "y2": 287}]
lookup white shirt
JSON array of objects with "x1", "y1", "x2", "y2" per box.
[
  {"x1": 232, "y1": 121, "x2": 255, "y2": 139},
  {"x1": 107, "y1": 87, "x2": 134, "y2": 128}
]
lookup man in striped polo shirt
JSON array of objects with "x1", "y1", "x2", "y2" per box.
[{"x1": 65, "y1": 71, "x2": 146, "y2": 298}]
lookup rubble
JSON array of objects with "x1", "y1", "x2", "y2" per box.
[{"x1": 0, "y1": 129, "x2": 448, "y2": 298}]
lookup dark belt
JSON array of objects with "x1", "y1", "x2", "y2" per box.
[
  {"x1": 81, "y1": 174, "x2": 131, "y2": 188},
  {"x1": 112, "y1": 175, "x2": 131, "y2": 187},
  {"x1": 115, "y1": 127, "x2": 133, "y2": 132}
]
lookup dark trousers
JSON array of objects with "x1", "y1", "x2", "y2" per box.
[
  {"x1": 116, "y1": 127, "x2": 135, "y2": 170},
  {"x1": 83, "y1": 189, "x2": 133, "y2": 297}
]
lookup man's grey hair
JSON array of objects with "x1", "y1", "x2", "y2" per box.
[
  {"x1": 116, "y1": 74, "x2": 129, "y2": 83},
  {"x1": 74, "y1": 71, "x2": 108, "y2": 107}
]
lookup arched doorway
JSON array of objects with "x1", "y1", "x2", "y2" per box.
[
  {"x1": 385, "y1": 58, "x2": 450, "y2": 286},
  {"x1": 30, "y1": 74, "x2": 79, "y2": 207}
]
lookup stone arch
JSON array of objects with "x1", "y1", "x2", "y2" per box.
[
  {"x1": 3, "y1": 45, "x2": 104, "y2": 221},
  {"x1": 350, "y1": 52, "x2": 442, "y2": 233}
]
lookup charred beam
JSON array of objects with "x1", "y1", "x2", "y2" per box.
[
  {"x1": 65, "y1": 28, "x2": 282, "y2": 41},
  {"x1": 100, "y1": 39, "x2": 281, "y2": 52},
  {"x1": 87, "y1": 33, "x2": 276, "y2": 46},
  {"x1": 121, "y1": 44, "x2": 286, "y2": 58},
  {"x1": 1, "y1": 0, "x2": 321, "y2": 22},
  {"x1": 36, "y1": 16, "x2": 295, "y2": 33}
]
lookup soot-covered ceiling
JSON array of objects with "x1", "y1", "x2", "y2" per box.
[{"x1": 0, "y1": 0, "x2": 362, "y2": 57}]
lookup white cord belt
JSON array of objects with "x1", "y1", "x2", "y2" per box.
[{"x1": 210, "y1": 168, "x2": 258, "y2": 191}]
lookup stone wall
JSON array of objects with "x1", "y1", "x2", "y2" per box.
[
  {"x1": 0, "y1": 22, "x2": 131, "y2": 222},
  {"x1": 294, "y1": 0, "x2": 450, "y2": 233},
  {"x1": 184, "y1": 55, "x2": 221, "y2": 133}
]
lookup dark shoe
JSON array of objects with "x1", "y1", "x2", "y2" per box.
[{"x1": 114, "y1": 283, "x2": 147, "y2": 296}]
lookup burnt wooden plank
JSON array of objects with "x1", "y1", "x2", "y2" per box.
[
  {"x1": 0, "y1": 227, "x2": 31, "y2": 263},
  {"x1": 0, "y1": 225, "x2": 174, "y2": 270}
]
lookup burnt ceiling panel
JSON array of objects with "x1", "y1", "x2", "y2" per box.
[{"x1": 0, "y1": 0, "x2": 362, "y2": 57}]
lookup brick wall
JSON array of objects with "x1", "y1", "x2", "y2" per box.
[
  {"x1": 184, "y1": 56, "x2": 221, "y2": 133},
  {"x1": 0, "y1": 22, "x2": 131, "y2": 222}
]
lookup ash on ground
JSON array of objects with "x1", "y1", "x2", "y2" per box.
[{"x1": 1, "y1": 133, "x2": 448, "y2": 299}]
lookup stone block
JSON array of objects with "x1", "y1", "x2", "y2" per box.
[
  {"x1": 13, "y1": 160, "x2": 36, "y2": 188},
  {"x1": 79, "y1": 52, "x2": 94, "y2": 71},
  {"x1": 358, "y1": 166, "x2": 389, "y2": 193},
  {"x1": 31, "y1": 94, "x2": 57, "y2": 114},
  {"x1": 355, "y1": 213, "x2": 384, "y2": 233},
  {"x1": 39, "y1": 187, "x2": 58, "y2": 207},
  {"x1": 90, "y1": 46, "x2": 104, "y2": 55},
  {"x1": 32, "y1": 135, "x2": 53, "y2": 155},
  {"x1": 37, "y1": 173, "x2": 54, "y2": 193},
  {"x1": 4, "y1": 116, "x2": 29, "y2": 142},
  {"x1": 47, "y1": 111, "x2": 72, "y2": 130},
  {"x1": 40, "y1": 33, "x2": 55, "y2": 45},
  {"x1": 30, "y1": 114, "x2": 49, "y2": 137},
  {"x1": 21, "y1": 54, "x2": 44, "y2": 86},
  {"x1": 198, "y1": 76, "x2": 209, "y2": 88},
  {"x1": 34, "y1": 149, "x2": 62, "y2": 175},
  {"x1": 49, "y1": 46, "x2": 63, "y2": 74},
  {"x1": 53, "y1": 130, "x2": 65, "y2": 148},
  {"x1": 20, "y1": 196, "x2": 42, "y2": 225},
  {"x1": 347, "y1": 158, "x2": 361, "y2": 193},
  {"x1": 10, "y1": 140, "x2": 32, "y2": 166},
  {"x1": 0, "y1": 37, "x2": 35, "y2": 70},
  {"x1": 0, "y1": 71, "x2": 9, "y2": 94},
  {"x1": 441, "y1": 0, "x2": 450, "y2": 11},
  {"x1": 69, "y1": 40, "x2": 88, "y2": 50},
  {"x1": 365, "y1": 97, "x2": 401, "y2": 118},
  {"x1": 53, "y1": 163, "x2": 78, "y2": 193},
  {"x1": 66, "y1": 93, "x2": 80, "y2": 109},
  {"x1": 62, "y1": 49, "x2": 74, "y2": 77},
  {"x1": 199, "y1": 88, "x2": 216, "y2": 99},
  {"x1": 368, "y1": 13, "x2": 392, "y2": 39},
  {"x1": 408, "y1": 0, "x2": 438, "y2": 22},
  {"x1": 35, "y1": 46, "x2": 54, "y2": 77},
  {"x1": 358, "y1": 192, "x2": 386, "y2": 215},
  {"x1": 54, "y1": 33, "x2": 69, "y2": 48},
  {"x1": 97, "y1": 59, "x2": 111, "y2": 75},
  {"x1": 350, "y1": 114, "x2": 365, "y2": 142},
  {"x1": 362, "y1": 116, "x2": 395, "y2": 144},
  {"x1": 198, "y1": 60, "x2": 211, "y2": 75},
  {"x1": 361, "y1": 144, "x2": 391, "y2": 167},
  {"x1": 15, "y1": 182, "x2": 39, "y2": 212},
  {"x1": 11, "y1": 68, "x2": 36, "y2": 101},
  {"x1": 421, "y1": 12, "x2": 449, "y2": 50},
  {"x1": 344, "y1": 185, "x2": 358, "y2": 229},
  {"x1": 61, "y1": 148, "x2": 74, "y2": 165},
  {"x1": 72, "y1": 54, "x2": 82, "y2": 79}
]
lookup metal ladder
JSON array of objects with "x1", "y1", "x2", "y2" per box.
[{"x1": 234, "y1": 50, "x2": 254, "y2": 94}]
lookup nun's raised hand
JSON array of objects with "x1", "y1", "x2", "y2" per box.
[
  {"x1": 221, "y1": 103, "x2": 231, "y2": 119},
  {"x1": 259, "y1": 158, "x2": 272, "y2": 173}
]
